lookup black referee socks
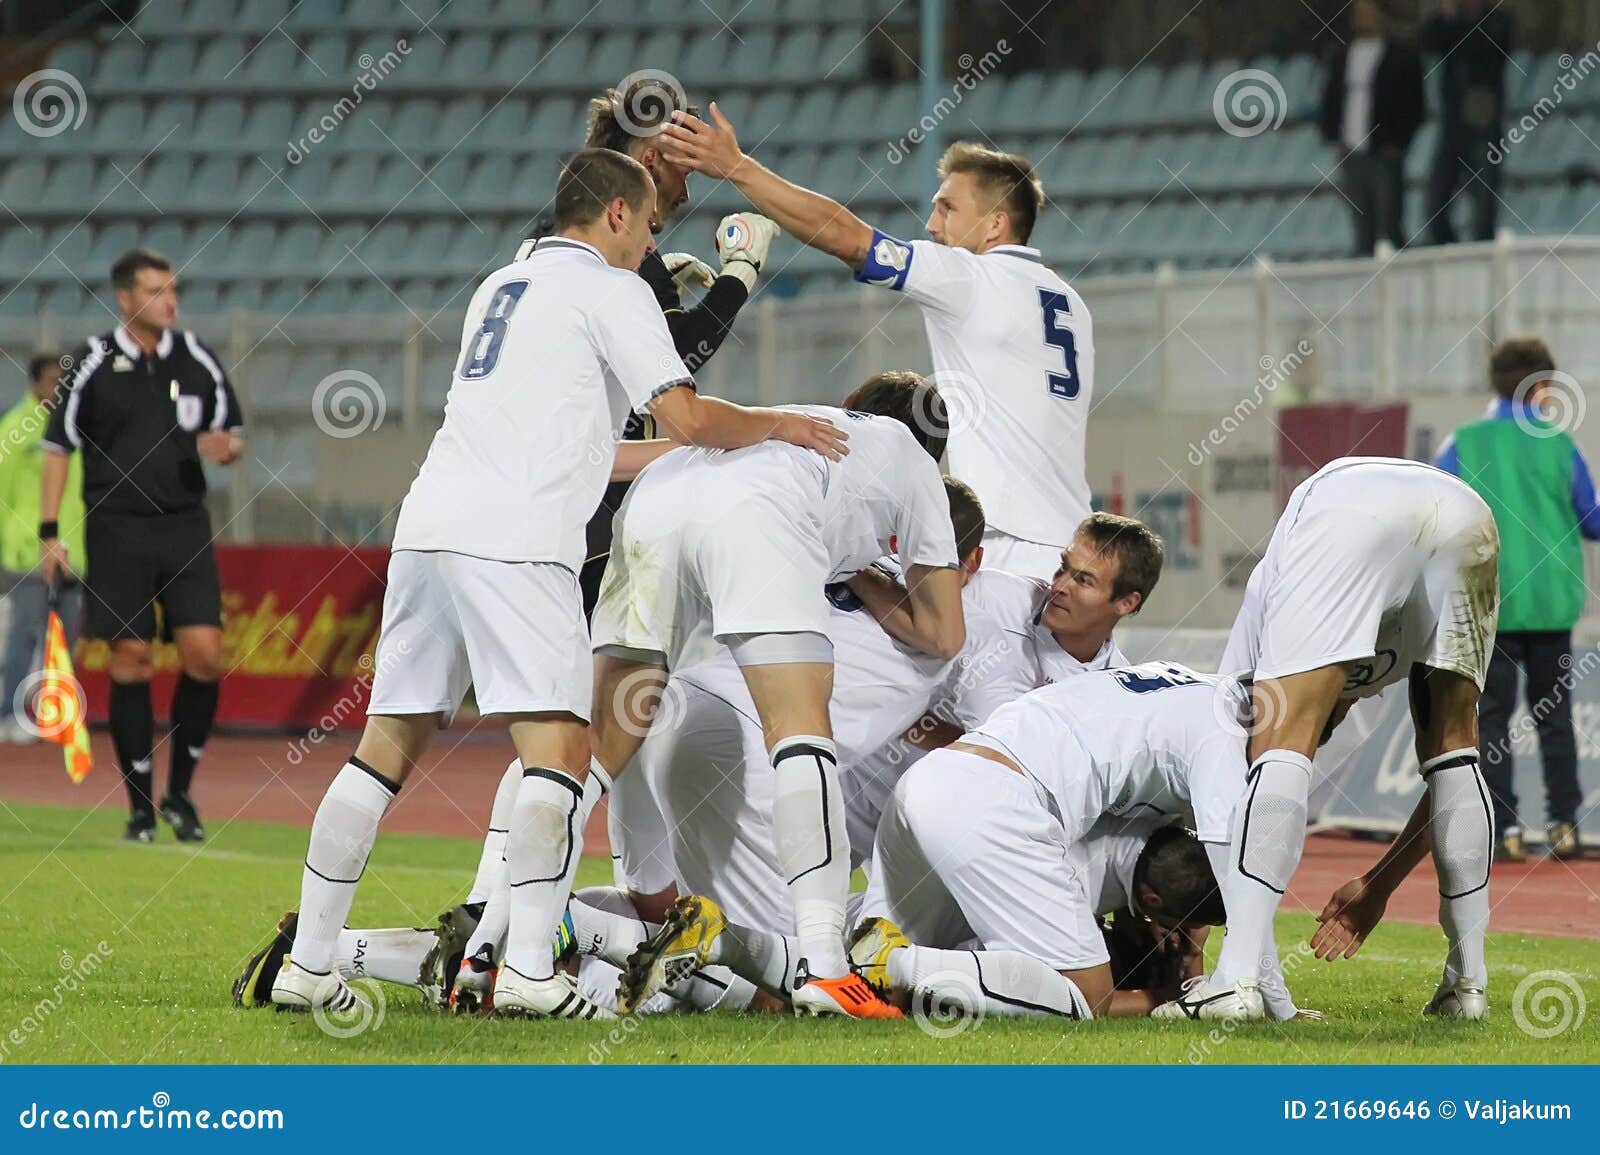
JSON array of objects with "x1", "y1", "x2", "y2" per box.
[
  {"x1": 168, "y1": 674, "x2": 219, "y2": 798},
  {"x1": 109, "y1": 680, "x2": 155, "y2": 816}
]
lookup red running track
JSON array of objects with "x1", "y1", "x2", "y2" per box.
[{"x1": 3, "y1": 730, "x2": 1596, "y2": 940}]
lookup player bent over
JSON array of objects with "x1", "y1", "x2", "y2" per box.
[
  {"x1": 584, "y1": 372, "x2": 966, "y2": 1018},
  {"x1": 1156, "y1": 457, "x2": 1499, "y2": 1022},
  {"x1": 267, "y1": 149, "x2": 847, "y2": 1022}
]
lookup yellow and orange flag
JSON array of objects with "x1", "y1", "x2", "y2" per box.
[{"x1": 38, "y1": 603, "x2": 91, "y2": 783}]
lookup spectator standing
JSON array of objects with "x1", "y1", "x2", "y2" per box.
[
  {"x1": 1436, "y1": 337, "x2": 1591, "y2": 861},
  {"x1": 1320, "y1": 0, "x2": 1426, "y2": 254},
  {"x1": 0, "y1": 354, "x2": 86, "y2": 743},
  {"x1": 1421, "y1": 0, "x2": 1513, "y2": 244}
]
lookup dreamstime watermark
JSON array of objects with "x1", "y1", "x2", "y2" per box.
[
  {"x1": 921, "y1": 368, "x2": 989, "y2": 442},
  {"x1": 286, "y1": 39, "x2": 410, "y2": 164},
  {"x1": 1487, "y1": 44, "x2": 1600, "y2": 165},
  {"x1": 1510, "y1": 368, "x2": 1586, "y2": 438},
  {"x1": 13, "y1": 69, "x2": 87, "y2": 138},
  {"x1": 1511, "y1": 970, "x2": 1586, "y2": 1038},
  {"x1": 1187, "y1": 339, "x2": 1313, "y2": 466},
  {"x1": 610, "y1": 69, "x2": 689, "y2": 138},
  {"x1": 587, "y1": 1006, "x2": 646, "y2": 1063},
  {"x1": 284, "y1": 640, "x2": 410, "y2": 767},
  {"x1": 1483, "y1": 647, "x2": 1600, "y2": 776},
  {"x1": 11, "y1": 667, "x2": 87, "y2": 742},
  {"x1": 0, "y1": 942, "x2": 112, "y2": 1063},
  {"x1": 885, "y1": 41, "x2": 1011, "y2": 165},
  {"x1": 1213, "y1": 69, "x2": 1287, "y2": 139},
  {"x1": 310, "y1": 975, "x2": 386, "y2": 1039},
  {"x1": 312, "y1": 369, "x2": 387, "y2": 438},
  {"x1": 912, "y1": 969, "x2": 985, "y2": 1038}
]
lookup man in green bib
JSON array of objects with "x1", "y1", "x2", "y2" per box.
[{"x1": 1436, "y1": 337, "x2": 1594, "y2": 860}]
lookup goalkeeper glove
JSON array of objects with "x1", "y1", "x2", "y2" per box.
[
  {"x1": 715, "y1": 212, "x2": 780, "y2": 290},
  {"x1": 661, "y1": 251, "x2": 717, "y2": 295}
]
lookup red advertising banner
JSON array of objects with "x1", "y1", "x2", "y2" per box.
[
  {"x1": 1275, "y1": 402, "x2": 1408, "y2": 508},
  {"x1": 75, "y1": 545, "x2": 389, "y2": 731}
]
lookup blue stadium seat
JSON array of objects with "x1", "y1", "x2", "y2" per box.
[
  {"x1": 195, "y1": 37, "x2": 250, "y2": 82},
  {"x1": 92, "y1": 100, "x2": 145, "y2": 152},
  {"x1": 300, "y1": 32, "x2": 350, "y2": 81},
  {"x1": 774, "y1": 29, "x2": 824, "y2": 85},
  {"x1": 819, "y1": 27, "x2": 866, "y2": 82},
  {"x1": 242, "y1": 98, "x2": 295, "y2": 150},
  {"x1": 87, "y1": 221, "x2": 142, "y2": 266},
  {"x1": 195, "y1": 98, "x2": 247, "y2": 148},
  {"x1": 192, "y1": 156, "x2": 242, "y2": 211},
  {"x1": 434, "y1": 95, "x2": 488, "y2": 149},
  {"x1": 487, "y1": 34, "x2": 544, "y2": 87},
  {"x1": 236, "y1": 0, "x2": 294, "y2": 33},
  {"x1": 325, "y1": 155, "x2": 380, "y2": 209},
  {"x1": 285, "y1": 0, "x2": 347, "y2": 32},
  {"x1": 47, "y1": 40, "x2": 97, "y2": 84},
  {"x1": 93, "y1": 39, "x2": 146, "y2": 88},
  {"x1": 143, "y1": 98, "x2": 197, "y2": 147}
]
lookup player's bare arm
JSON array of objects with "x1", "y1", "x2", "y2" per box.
[
  {"x1": 1310, "y1": 792, "x2": 1431, "y2": 960},
  {"x1": 610, "y1": 438, "x2": 678, "y2": 481},
  {"x1": 660, "y1": 103, "x2": 874, "y2": 268},
  {"x1": 647, "y1": 385, "x2": 849, "y2": 461},
  {"x1": 847, "y1": 563, "x2": 965, "y2": 660}
]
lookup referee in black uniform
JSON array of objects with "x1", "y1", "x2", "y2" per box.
[
  {"x1": 40, "y1": 249, "x2": 244, "y2": 843},
  {"x1": 522, "y1": 78, "x2": 778, "y2": 614}
]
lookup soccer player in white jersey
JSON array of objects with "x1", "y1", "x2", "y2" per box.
[
  {"x1": 661, "y1": 108, "x2": 1093, "y2": 581},
  {"x1": 849, "y1": 826, "x2": 1225, "y2": 1022},
  {"x1": 1156, "y1": 457, "x2": 1500, "y2": 1022},
  {"x1": 267, "y1": 150, "x2": 848, "y2": 1022},
  {"x1": 587, "y1": 372, "x2": 966, "y2": 1018},
  {"x1": 843, "y1": 662, "x2": 1248, "y2": 1019}
]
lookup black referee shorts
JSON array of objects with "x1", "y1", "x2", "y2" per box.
[{"x1": 83, "y1": 509, "x2": 223, "y2": 642}]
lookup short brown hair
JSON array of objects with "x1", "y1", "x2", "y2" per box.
[
  {"x1": 1076, "y1": 512, "x2": 1164, "y2": 611},
  {"x1": 938, "y1": 141, "x2": 1044, "y2": 244},
  {"x1": 111, "y1": 248, "x2": 172, "y2": 292},
  {"x1": 553, "y1": 148, "x2": 652, "y2": 230},
  {"x1": 585, "y1": 77, "x2": 697, "y2": 154},
  {"x1": 841, "y1": 370, "x2": 948, "y2": 463},
  {"x1": 943, "y1": 476, "x2": 985, "y2": 560},
  {"x1": 1489, "y1": 337, "x2": 1556, "y2": 400}
]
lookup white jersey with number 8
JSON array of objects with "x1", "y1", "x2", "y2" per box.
[{"x1": 392, "y1": 237, "x2": 692, "y2": 570}]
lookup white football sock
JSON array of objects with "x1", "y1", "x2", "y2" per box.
[
  {"x1": 707, "y1": 919, "x2": 801, "y2": 998},
  {"x1": 667, "y1": 965, "x2": 760, "y2": 1011},
  {"x1": 503, "y1": 766, "x2": 585, "y2": 981},
  {"x1": 465, "y1": 758, "x2": 521, "y2": 905},
  {"x1": 888, "y1": 944, "x2": 1091, "y2": 1019},
  {"x1": 1212, "y1": 749, "x2": 1311, "y2": 988},
  {"x1": 291, "y1": 759, "x2": 397, "y2": 975},
  {"x1": 570, "y1": 885, "x2": 656, "y2": 968},
  {"x1": 1423, "y1": 749, "x2": 1492, "y2": 987},
  {"x1": 770, "y1": 735, "x2": 850, "y2": 978},
  {"x1": 335, "y1": 927, "x2": 433, "y2": 987}
]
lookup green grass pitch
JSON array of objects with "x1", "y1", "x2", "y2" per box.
[{"x1": 2, "y1": 801, "x2": 1594, "y2": 1065}]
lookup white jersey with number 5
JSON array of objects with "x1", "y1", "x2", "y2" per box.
[
  {"x1": 392, "y1": 237, "x2": 691, "y2": 569},
  {"x1": 855, "y1": 232, "x2": 1093, "y2": 547}
]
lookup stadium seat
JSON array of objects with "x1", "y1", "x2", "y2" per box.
[
  {"x1": 300, "y1": 32, "x2": 350, "y2": 81},
  {"x1": 285, "y1": 0, "x2": 347, "y2": 32},
  {"x1": 195, "y1": 98, "x2": 248, "y2": 148},
  {"x1": 243, "y1": 98, "x2": 296, "y2": 152},
  {"x1": 487, "y1": 34, "x2": 543, "y2": 87},
  {"x1": 194, "y1": 37, "x2": 251, "y2": 82},
  {"x1": 236, "y1": 0, "x2": 294, "y2": 33}
]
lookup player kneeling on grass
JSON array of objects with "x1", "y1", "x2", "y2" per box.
[
  {"x1": 582, "y1": 371, "x2": 967, "y2": 1020},
  {"x1": 264, "y1": 148, "x2": 848, "y2": 1023},
  {"x1": 620, "y1": 827, "x2": 1222, "y2": 1021},
  {"x1": 1157, "y1": 457, "x2": 1500, "y2": 1023}
]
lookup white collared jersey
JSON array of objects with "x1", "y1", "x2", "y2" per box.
[
  {"x1": 391, "y1": 238, "x2": 691, "y2": 570},
  {"x1": 855, "y1": 232, "x2": 1094, "y2": 547},
  {"x1": 965, "y1": 661, "x2": 1250, "y2": 845},
  {"x1": 943, "y1": 568, "x2": 1128, "y2": 729},
  {"x1": 802, "y1": 406, "x2": 959, "y2": 579}
]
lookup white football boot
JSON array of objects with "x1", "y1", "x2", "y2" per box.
[
  {"x1": 270, "y1": 957, "x2": 370, "y2": 1014},
  {"x1": 1151, "y1": 976, "x2": 1266, "y2": 1021},
  {"x1": 1423, "y1": 981, "x2": 1487, "y2": 1020},
  {"x1": 493, "y1": 967, "x2": 615, "y2": 1020}
]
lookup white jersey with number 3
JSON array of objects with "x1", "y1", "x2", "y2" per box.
[
  {"x1": 855, "y1": 233, "x2": 1094, "y2": 547},
  {"x1": 393, "y1": 237, "x2": 691, "y2": 569}
]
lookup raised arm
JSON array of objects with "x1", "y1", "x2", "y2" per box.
[{"x1": 660, "y1": 103, "x2": 875, "y2": 268}]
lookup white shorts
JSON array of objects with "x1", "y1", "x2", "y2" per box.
[
  {"x1": 860, "y1": 748, "x2": 1109, "y2": 971},
  {"x1": 1221, "y1": 459, "x2": 1499, "y2": 698},
  {"x1": 979, "y1": 527, "x2": 1065, "y2": 583},
  {"x1": 591, "y1": 445, "x2": 832, "y2": 671},
  {"x1": 638, "y1": 681, "x2": 794, "y2": 934},
  {"x1": 608, "y1": 759, "x2": 678, "y2": 896},
  {"x1": 367, "y1": 550, "x2": 593, "y2": 720}
]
